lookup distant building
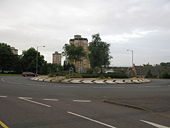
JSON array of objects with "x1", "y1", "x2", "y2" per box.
[
  {"x1": 69, "y1": 35, "x2": 90, "y2": 73},
  {"x1": 52, "y1": 51, "x2": 62, "y2": 65},
  {"x1": 11, "y1": 47, "x2": 18, "y2": 55}
]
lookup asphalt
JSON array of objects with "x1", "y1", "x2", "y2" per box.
[{"x1": 0, "y1": 76, "x2": 170, "y2": 128}]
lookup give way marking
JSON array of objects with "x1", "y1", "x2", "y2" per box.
[
  {"x1": 67, "y1": 111, "x2": 116, "y2": 128},
  {"x1": 73, "y1": 100, "x2": 91, "y2": 103},
  {"x1": 43, "y1": 98, "x2": 59, "y2": 101},
  {"x1": 140, "y1": 120, "x2": 170, "y2": 128},
  {"x1": 0, "y1": 96, "x2": 7, "y2": 98},
  {"x1": 18, "y1": 97, "x2": 51, "y2": 108}
]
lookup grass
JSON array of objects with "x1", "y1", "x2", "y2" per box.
[{"x1": 0, "y1": 74, "x2": 21, "y2": 76}]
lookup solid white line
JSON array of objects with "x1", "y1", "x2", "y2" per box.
[
  {"x1": 0, "y1": 96, "x2": 7, "y2": 98},
  {"x1": 140, "y1": 120, "x2": 170, "y2": 128},
  {"x1": 43, "y1": 98, "x2": 59, "y2": 101},
  {"x1": 140, "y1": 86, "x2": 161, "y2": 88},
  {"x1": 18, "y1": 97, "x2": 51, "y2": 108},
  {"x1": 73, "y1": 100, "x2": 91, "y2": 103},
  {"x1": 67, "y1": 111, "x2": 116, "y2": 128}
]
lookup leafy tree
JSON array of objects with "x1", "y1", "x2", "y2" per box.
[
  {"x1": 89, "y1": 34, "x2": 112, "y2": 73},
  {"x1": 11, "y1": 55, "x2": 22, "y2": 73},
  {"x1": 160, "y1": 71, "x2": 170, "y2": 79},
  {"x1": 63, "y1": 61, "x2": 75, "y2": 72},
  {"x1": 46, "y1": 63, "x2": 63, "y2": 74},
  {"x1": 21, "y1": 47, "x2": 45, "y2": 73},
  {"x1": 63, "y1": 44, "x2": 86, "y2": 72},
  {"x1": 160, "y1": 62, "x2": 170, "y2": 67},
  {"x1": 145, "y1": 69, "x2": 154, "y2": 78},
  {"x1": 0, "y1": 43, "x2": 17, "y2": 73}
]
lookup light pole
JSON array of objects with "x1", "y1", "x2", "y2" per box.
[
  {"x1": 36, "y1": 46, "x2": 45, "y2": 74},
  {"x1": 127, "y1": 49, "x2": 134, "y2": 67}
]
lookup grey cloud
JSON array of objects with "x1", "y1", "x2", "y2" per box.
[{"x1": 0, "y1": 0, "x2": 170, "y2": 65}]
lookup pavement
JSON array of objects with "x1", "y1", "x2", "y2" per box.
[
  {"x1": 0, "y1": 76, "x2": 170, "y2": 128},
  {"x1": 31, "y1": 76, "x2": 151, "y2": 84}
]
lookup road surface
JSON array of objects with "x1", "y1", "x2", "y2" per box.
[{"x1": 0, "y1": 76, "x2": 170, "y2": 128}]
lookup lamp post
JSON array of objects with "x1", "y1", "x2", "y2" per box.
[
  {"x1": 127, "y1": 49, "x2": 134, "y2": 67},
  {"x1": 36, "y1": 46, "x2": 45, "y2": 75}
]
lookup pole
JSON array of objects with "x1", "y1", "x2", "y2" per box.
[
  {"x1": 36, "y1": 46, "x2": 45, "y2": 74},
  {"x1": 36, "y1": 47, "x2": 38, "y2": 74},
  {"x1": 127, "y1": 49, "x2": 134, "y2": 67},
  {"x1": 132, "y1": 50, "x2": 134, "y2": 67}
]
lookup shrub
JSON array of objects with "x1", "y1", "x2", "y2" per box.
[
  {"x1": 82, "y1": 74, "x2": 100, "y2": 78},
  {"x1": 160, "y1": 72, "x2": 170, "y2": 79},
  {"x1": 65, "y1": 73, "x2": 82, "y2": 78},
  {"x1": 48, "y1": 73, "x2": 56, "y2": 77},
  {"x1": 104, "y1": 72, "x2": 128, "y2": 78},
  {"x1": 86, "y1": 68, "x2": 93, "y2": 74},
  {"x1": 55, "y1": 71, "x2": 68, "y2": 76}
]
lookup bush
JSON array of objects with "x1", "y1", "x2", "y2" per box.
[
  {"x1": 55, "y1": 71, "x2": 68, "y2": 76},
  {"x1": 145, "y1": 70, "x2": 154, "y2": 78},
  {"x1": 160, "y1": 72, "x2": 170, "y2": 79},
  {"x1": 48, "y1": 73, "x2": 56, "y2": 77},
  {"x1": 82, "y1": 74, "x2": 100, "y2": 78},
  {"x1": 104, "y1": 72, "x2": 128, "y2": 78},
  {"x1": 65, "y1": 73, "x2": 82, "y2": 78},
  {"x1": 86, "y1": 68, "x2": 93, "y2": 74}
]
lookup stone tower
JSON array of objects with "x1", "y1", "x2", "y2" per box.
[{"x1": 69, "y1": 35, "x2": 90, "y2": 73}]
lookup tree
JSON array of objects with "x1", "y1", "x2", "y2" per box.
[
  {"x1": 0, "y1": 43, "x2": 17, "y2": 73},
  {"x1": 63, "y1": 61, "x2": 75, "y2": 72},
  {"x1": 145, "y1": 69, "x2": 154, "y2": 78},
  {"x1": 63, "y1": 44, "x2": 86, "y2": 72},
  {"x1": 21, "y1": 47, "x2": 45, "y2": 73},
  {"x1": 161, "y1": 71, "x2": 170, "y2": 79},
  {"x1": 89, "y1": 34, "x2": 112, "y2": 73},
  {"x1": 11, "y1": 55, "x2": 22, "y2": 73}
]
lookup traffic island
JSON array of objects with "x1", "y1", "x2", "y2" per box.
[{"x1": 31, "y1": 76, "x2": 151, "y2": 84}]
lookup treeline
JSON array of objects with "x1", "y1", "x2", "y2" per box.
[
  {"x1": 136, "y1": 63, "x2": 170, "y2": 79},
  {"x1": 0, "y1": 34, "x2": 112, "y2": 75},
  {"x1": 0, "y1": 43, "x2": 64, "y2": 74}
]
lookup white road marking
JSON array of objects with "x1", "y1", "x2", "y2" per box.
[
  {"x1": 18, "y1": 97, "x2": 32, "y2": 99},
  {"x1": 43, "y1": 98, "x2": 59, "y2": 101},
  {"x1": 73, "y1": 100, "x2": 91, "y2": 103},
  {"x1": 18, "y1": 97, "x2": 51, "y2": 107},
  {"x1": 140, "y1": 120, "x2": 170, "y2": 128},
  {"x1": 140, "y1": 86, "x2": 161, "y2": 88},
  {"x1": 0, "y1": 96, "x2": 7, "y2": 98},
  {"x1": 67, "y1": 111, "x2": 116, "y2": 128},
  {"x1": 93, "y1": 87, "x2": 112, "y2": 89}
]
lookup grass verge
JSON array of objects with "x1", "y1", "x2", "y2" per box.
[{"x1": 0, "y1": 74, "x2": 21, "y2": 76}]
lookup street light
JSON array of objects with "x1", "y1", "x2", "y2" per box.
[
  {"x1": 127, "y1": 49, "x2": 134, "y2": 67},
  {"x1": 36, "y1": 46, "x2": 45, "y2": 74}
]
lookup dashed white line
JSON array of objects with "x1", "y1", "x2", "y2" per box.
[
  {"x1": 140, "y1": 120, "x2": 170, "y2": 128},
  {"x1": 67, "y1": 111, "x2": 116, "y2": 128},
  {"x1": 18, "y1": 97, "x2": 51, "y2": 108},
  {"x1": 43, "y1": 98, "x2": 59, "y2": 101},
  {"x1": 73, "y1": 100, "x2": 91, "y2": 103},
  {"x1": 18, "y1": 97, "x2": 32, "y2": 99},
  {"x1": 0, "y1": 96, "x2": 7, "y2": 98}
]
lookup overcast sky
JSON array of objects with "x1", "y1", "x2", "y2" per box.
[{"x1": 0, "y1": 0, "x2": 170, "y2": 66}]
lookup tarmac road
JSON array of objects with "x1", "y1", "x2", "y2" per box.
[{"x1": 0, "y1": 76, "x2": 170, "y2": 128}]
